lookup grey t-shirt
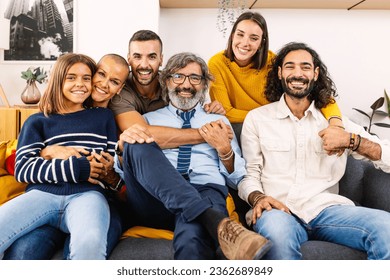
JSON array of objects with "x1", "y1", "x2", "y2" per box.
[{"x1": 108, "y1": 72, "x2": 166, "y2": 116}]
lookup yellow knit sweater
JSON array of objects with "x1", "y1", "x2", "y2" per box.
[{"x1": 208, "y1": 51, "x2": 341, "y2": 123}]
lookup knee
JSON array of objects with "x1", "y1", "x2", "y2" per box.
[
  {"x1": 253, "y1": 210, "x2": 304, "y2": 260},
  {"x1": 124, "y1": 142, "x2": 159, "y2": 159},
  {"x1": 253, "y1": 209, "x2": 304, "y2": 244},
  {"x1": 68, "y1": 232, "x2": 107, "y2": 260}
]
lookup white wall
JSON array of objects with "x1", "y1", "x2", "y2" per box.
[
  {"x1": 160, "y1": 8, "x2": 390, "y2": 139},
  {"x1": 1, "y1": 2, "x2": 390, "y2": 138}
]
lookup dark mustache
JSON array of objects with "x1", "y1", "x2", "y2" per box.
[
  {"x1": 175, "y1": 87, "x2": 196, "y2": 95},
  {"x1": 286, "y1": 77, "x2": 309, "y2": 83}
]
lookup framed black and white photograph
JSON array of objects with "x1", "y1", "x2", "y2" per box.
[{"x1": 2, "y1": 0, "x2": 74, "y2": 62}]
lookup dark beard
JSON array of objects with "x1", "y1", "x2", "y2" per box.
[{"x1": 281, "y1": 77, "x2": 315, "y2": 99}]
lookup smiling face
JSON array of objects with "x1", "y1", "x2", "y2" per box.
[
  {"x1": 128, "y1": 39, "x2": 162, "y2": 86},
  {"x1": 62, "y1": 62, "x2": 92, "y2": 112},
  {"x1": 91, "y1": 56, "x2": 129, "y2": 107},
  {"x1": 167, "y1": 62, "x2": 205, "y2": 111},
  {"x1": 278, "y1": 49, "x2": 319, "y2": 100},
  {"x1": 232, "y1": 19, "x2": 263, "y2": 67}
]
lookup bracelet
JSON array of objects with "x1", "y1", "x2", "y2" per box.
[
  {"x1": 251, "y1": 193, "x2": 266, "y2": 208},
  {"x1": 348, "y1": 133, "x2": 356, "y2": 150},
  {"x1": 328, "y1": 116, "x2": 342, "y2": 123},
  {"x1": 218, "y1": 148, "x2": 234, "y2": 161},
  {"x1": 352, "y1": 134, "x2": 361, "y2": 151}
]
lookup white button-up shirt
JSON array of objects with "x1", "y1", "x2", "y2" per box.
[{"x1": 238, "y1": 94, "x2": 390, "y2": 223}]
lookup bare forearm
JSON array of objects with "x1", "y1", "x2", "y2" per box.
[
  {"x1": 148, "y1": 126, "x2": 204, "y2": 149},
  {"x1": 217, "y1": 146, "x2": 234, "y2": 174},
  {"x1": 356, "y1": 137, "x2": 382, "y2": 161}
]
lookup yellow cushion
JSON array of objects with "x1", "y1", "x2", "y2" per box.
[
  {"x1": 121, "y1": 226, "x2": 174, "y2": 240},
  {"x1": 0, "y1": 141, "x2": 8, "y2": 169},
  {"x1": 0, "y1": 167, "x2": 7, "y2": 176},
  {"x1": 0, "y1": 139, "x2": 26, "y2": 205},
  {"x1": 0, "y1": 175, "x2": 27, "y2": 205},
  {"x1": 121, "y1": 192, "x2": 239, "y2": 240},
  {"x1": 6, "y1": 139, "x2": 17, "y2": 158}
]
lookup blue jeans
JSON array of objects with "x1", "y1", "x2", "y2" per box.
[
  {"x1": 121, "y1": 142, "x2": 228, "y2": 259},
  {"x1": 0, "y1": 190, "x2": 109, "y2": 260},
  {"x1": 253, "y1": 205, "x2": 390, "y2": 260},
  {"x1": 3, "y1": 197, "x2": 123, "y2": 260}
]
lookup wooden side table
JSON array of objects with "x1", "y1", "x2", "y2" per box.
[
  {"x1": 0, "y1": 108, "x2": 18, "y2": 141},
  {"x1": 13, "y1": 105, "x2": 40, "y2": 135},
  {"x1": 14, "y1": 105, "x2": 40, "y2": 128}
]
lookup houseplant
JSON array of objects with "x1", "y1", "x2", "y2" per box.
[
  {"x1": 20, "y1": 67, "x2": 47, "y2": 104},
  {"x1": 352, "y1": 90, "x2": 390, "y2": 136}
]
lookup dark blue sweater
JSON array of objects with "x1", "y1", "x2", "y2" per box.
[{"x1": 15, "y1": 107, "x2": 117, "y2": 195}]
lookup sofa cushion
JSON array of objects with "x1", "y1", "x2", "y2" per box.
[
  {"x1": 120, "y1": 193, "x2": 240, "y2": 240},
  {"x1": 339, "y1": 156, "x2": 365, "y2": 205},
  {"x1": 362, "y1": 161, "x2": 390, "y2": 212},
  {"x1": 0, "y1": 175, "x2": 27, "y2": 205},
  {"x1": 0, "y1": 140, "x2": 8, "y2": 169},
  {"x1": 5, "y1": 149, "x2": 16, "y2": 175},
  {"x1": 301, "y1": 241, "x2": 366, "y2": 260},
  {"x1": 109, "y1": 237, "x2": 174, "y2": 260}
]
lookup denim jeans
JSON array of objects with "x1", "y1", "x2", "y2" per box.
[
  {"x1": 121, "y1": 142, "x2": 228, "y2": 259},
  {"x1": 0, "y1": 190, "x2": 109, "y2": 260},
  {"x1": 3, "y1": 196, "x2": 123, "y2": 260},
  {"x1": 253, "y1": 205, "x2": 390, "y2": 260}
]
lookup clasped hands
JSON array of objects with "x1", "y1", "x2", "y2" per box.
[{"x1": 40, "y1": 145, "x2": 115, "y2": 185}]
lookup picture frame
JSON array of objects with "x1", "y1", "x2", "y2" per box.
[{"x1": 1, "y1": 0, "x2": 75, "y2": 64}]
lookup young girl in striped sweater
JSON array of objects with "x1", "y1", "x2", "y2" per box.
[{"x1": 0, "y1": 53, "x2": 117, "y2": 259}]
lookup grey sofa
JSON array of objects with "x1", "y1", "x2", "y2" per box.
[{"x1": 105, "y1": 156, "x2": 390, "y2": 260}]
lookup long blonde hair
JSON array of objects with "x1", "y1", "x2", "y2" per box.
[{"x1": 39, "y1": 53, "x2": 97, "y2": 116}]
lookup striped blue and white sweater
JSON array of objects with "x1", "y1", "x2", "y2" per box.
[{"x1": 15, "y1": 107, "x2": 117, "y2": 196}]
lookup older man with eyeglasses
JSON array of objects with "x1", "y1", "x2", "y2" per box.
[{"x1": 114, "y1": 52, "x2": 272, "y2": 260}]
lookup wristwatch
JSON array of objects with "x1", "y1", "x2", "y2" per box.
[{"x1": 114, "y1": 141, "x2": 123, "y2": 156}]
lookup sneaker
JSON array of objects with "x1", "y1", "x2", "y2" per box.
[{"x1": 217, "y1": 218, "x2": 272, "y2": 260}]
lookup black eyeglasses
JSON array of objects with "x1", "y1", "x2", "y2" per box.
[{"x1": 169, "y1": 73, "x2": 204, "y2": 85}]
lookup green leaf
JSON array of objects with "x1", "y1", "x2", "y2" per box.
[
  {"x1": 375, "y1": 110, "x2": 388, "y2": 116},
  {"x1": 352, "y1": 108, "x2": 370, "y2": 118},
  {"x1": 373, "y1": 123, "x2": 390, "y2": 128},
  {"x1": 370, "y1": 97, "x2": 384, "y2": 110},
  {"x1": 384, "y1": 89, "x2": 390, "y2": 117}
]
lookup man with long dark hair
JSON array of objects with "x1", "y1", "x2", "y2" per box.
[{"x1": 238, "y1": 42, "x2": 390, "y2": 260}]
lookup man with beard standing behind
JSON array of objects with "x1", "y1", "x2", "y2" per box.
[
  {"x1": 114, "y1": 52, "x2": 272, "y2": 260},
  {"x1": 109, "y1": 30, "x2": 224, "y2": 148},
  {"x1": 238, "y1": 42, "x2": 390, "y2": 260}
]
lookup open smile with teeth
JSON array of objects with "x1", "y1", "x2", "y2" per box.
[
  {"x1": 94, "y1": 86, "x2": 107, "y2": 95},
  {"x1": 178, "y1": 91, "x2": 193, "y2": 98},
  {"x1": 72, "y1": 90, "x2": 87, "y2": 95},
  {"x1": 290, "y1": 81, "x2": 305, "y2": 88},
  {"x1": 138, "y1": 70, "x2": 152, "y2": 77},
  {"x1": 237, "y1": 47, "x2": 250, "y2": 55}
]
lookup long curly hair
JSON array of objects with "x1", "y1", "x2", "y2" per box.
[{"x1": 265, "y1": 42, "x2": 337, "y2": 109}]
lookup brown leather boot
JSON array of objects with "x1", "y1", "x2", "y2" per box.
[{"x1": 217, "y1": 218, "x2": 272, "y2": 260}]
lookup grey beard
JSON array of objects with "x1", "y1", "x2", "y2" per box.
[{"x1": 168, "y1": 89, "x2": 205, "y2": 111}]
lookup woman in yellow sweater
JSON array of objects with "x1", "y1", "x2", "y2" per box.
[{"x1": 208, "y1": 11, "x2": 342, "y2": 136}]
